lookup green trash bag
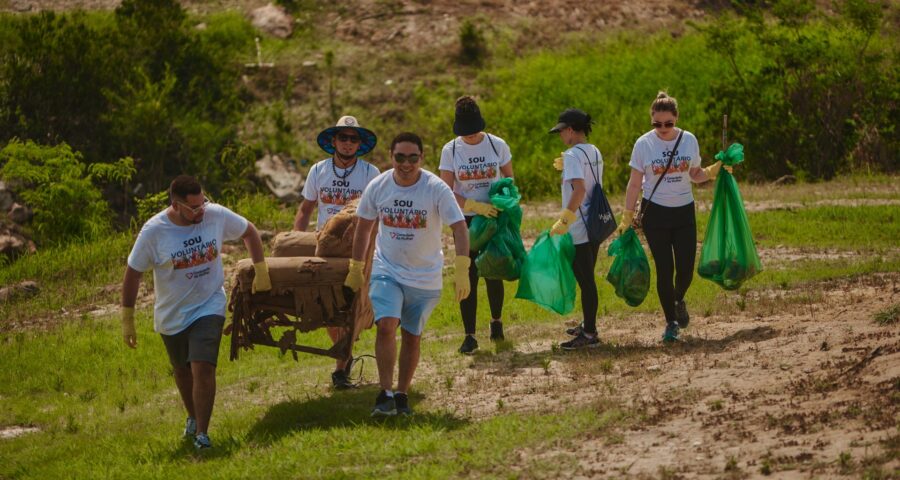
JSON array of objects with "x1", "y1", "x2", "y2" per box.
[
  {"x1": 474, "y1": 178, "x2": 526, "y2": 280},
  {"x1": 515, "y1": 230, "x2": 576, "y2": 315},
  {"x1": 606, "y1": 227, "x2": 651, "y2": 307},
  {"x1": 697, "y1": 143, "x2": 762, "y2": 290},
  {"x1": 469, "y1": 215, "x2": 498, "y2": 252}
]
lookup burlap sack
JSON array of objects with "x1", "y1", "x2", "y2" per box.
[
  {"x1": 315, "y1": 198, "x2": 359, "y2": 258},
  {"x1": 271, "y1": 231, "x2": 318, "y2": 257}
]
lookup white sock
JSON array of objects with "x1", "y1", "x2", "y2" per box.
[
  {"x1": 491, "y1": 318, "x2": 502, "y2": 323},
  {"x1": 385, "y1": 390, "x2": 394, "y2": 397}
]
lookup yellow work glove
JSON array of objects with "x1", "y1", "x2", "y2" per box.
[
  {"x1": 343, "y1": 259, "x2": 365, "y2": 292},
  {"x1": 454, "y1": 256, "x2": 471, "y2": 302},
  {"x1": 252, "y1": 260, "x2": 272, "y2": 294},
  {"x1": 616, "y1": 209, "x2": 635, "y2": 236},
  {"x1": 553, "y1": 153, "x2": 564, "y2": 171},
  {"x1": 122, "y1": 306, "x2": 137, "y2": 349},
  {"x1": 550, "y1": 209, "x2": 577, "y2": 236},
  {"x1": 464, "y1": 198, "x2": 498, "y2": 218},
  {"x1": 703, "y1": 161, "x2": 733, "y2": 181}
]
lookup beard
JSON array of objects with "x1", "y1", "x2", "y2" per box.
[{"x1": 335, "y1": 151, "x2": 358, "y2": 164}]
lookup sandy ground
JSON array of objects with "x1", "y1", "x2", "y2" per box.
[{"x1": 424, "y1": 273, "x2": 900, "y2": 478}]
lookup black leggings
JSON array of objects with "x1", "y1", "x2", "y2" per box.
[
  {"x1": 641, "y1": 201, "x2": 697, "y2": 325},
  {"x1": 461, "y1": 216, "x2": 504, "y2": 334},
  {"x1": 572, "y1": 240, "x2": 601, "y2": 334}
]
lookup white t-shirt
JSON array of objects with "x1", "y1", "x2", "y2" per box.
[
  {"x1": 561, "y1": 143, "x2": 603, "y2": 245},
  {"x1": 438, "y1": 134, "x2": 512, "y2": 210},
  {"x1": 628, "y1": 129, "x2": 702, "y2": 208},
  {"x1": 127, "y1": 204, "x2": 248, "y2": 335},
  {"x1": 302, "y1": 158, "x2": 380, "y2": 230},
  {"x1": 357, "y1": 169, "x2": 465, "y2": 290}
]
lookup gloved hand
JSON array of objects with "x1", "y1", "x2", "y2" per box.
[
  {"x1": 550, "y1": 209, "x2": 577, "y2": 236},
  {"x1": 464, "y1": 198, "x2": 498, "y2": 218},
  {"x1": 703, "y1": 161, "x2": 733, "y2": 181},
  {"x1": 616, "y1": 209, "x2": 635, "y2": 235},
  {"x1": 553, "y1": 153, "x2": 564, "y2": 171},
  {"x1": 122, "y1": 306, "x2": 137, "y2": 348},
  {"x1": 252, "y1": 260, "x2": 272, "y2": 294},
  {"x1": 344, "y1": 259, "x2": 366, "y2": 292},
  {"x1": 454, "y1": 256, "x2": 471, "y2": 302}
]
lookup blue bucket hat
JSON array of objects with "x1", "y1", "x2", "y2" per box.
[{"x1": 316, "y1": 116, "x2": 377, "y2": 157}]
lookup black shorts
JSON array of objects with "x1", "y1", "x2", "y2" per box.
[{"x1": 160, "y1": 315, "x2": 225, "y2": 368}]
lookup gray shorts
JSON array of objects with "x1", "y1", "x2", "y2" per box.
[{"x1": 160, "y1": 315, "x2": 225, "y2": 368}]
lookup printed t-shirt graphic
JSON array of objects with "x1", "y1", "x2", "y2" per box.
[
  {"x1": 628, "y1": 129, "x2": 702, "y2": 208},
  {"x1": 439, "y1": 134, "x2": 512, "y2": 209},
  {"x1": 561, "y1": 143, "x2": 603, "y2": 245},
  {"x1": 127, "y1": 204, "x2": 248, "y2": 335},
  {"x1": 357, "y1": 169, "x2": 465, "y2": 290},
  {"x1": 302, "y1": 158, "x2": 380, "y2": 230}
]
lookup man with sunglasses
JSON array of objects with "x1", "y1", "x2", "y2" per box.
[
  {"x1": 344, "y1": 132, "x2": 470, "y2": 416},
  {"x1": 293, "y1": 115, "x2": 380, "y2": 389},
  {"x1": 120, "y1": 175, "x2": 271, "y2": 450}
]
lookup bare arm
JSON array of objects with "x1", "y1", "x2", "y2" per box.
[
  {"x1": 500, "y1": 162, "x2": 514, "y2": 179},
  {"x1": 293, "y1": 199, "x2": 317, "y2": 231},
  {"x1": 625, "y1": 168, "x2": 643, "y2": 211},
  {"x1": 450, "y1": 220, "x2": 470, "y2": 257},
  {"x1": 241, "y1": 222, "x2": 265, "y2": 263},
  {"x1": 122, "y1": 266, "x2": 142, "y2": 308},
  {"x1": 565, "y1": 179, "x2": 586, "y2": 212},
  {"x1": 439, "y1": 170, "x2": 467, "y2": 210},
  {"x1": 350, "y1": 217, "x2": 376, "y2": 262}
]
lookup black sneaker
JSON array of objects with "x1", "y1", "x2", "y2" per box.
[
  {"x1": 560, "y1": 332, "x2": 600, "y2": 350},
  {"x1": 662, "y1": 322, "x2": 680, "y2": 343},
  {"x1": 458, "y1": 335, "x2": 478, "y2": 355},
  {"x1": 371, "y1": 390, "x2": 396, "y2": 417},
  {"x1": 490, "y1": 321, "x2": 504, "y2": 341},
  {"x1": 674, "y1": 300, "x2": 690, "y2": 329},
  {"x1": 566, "y1": 323, "x2": 584, "y2": 337},
  {"x1": 394, "y1": 392, "x2": 414, "y2": 416},
  {"x1": 332, "y1": 369, "x2": 354, "y2": 390}
]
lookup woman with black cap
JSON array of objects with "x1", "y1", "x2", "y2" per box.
[
  {"x1": 439, "y1": 95, "x2": 514, "y2": 355},
  {"x1": 618, "y1": 92, "x2": 730, "y2": 343},
  {"x1": 548, "y1": 108, "x2": 604, "y2": 350}
]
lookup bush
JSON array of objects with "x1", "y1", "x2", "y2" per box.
[
  {"x1": 699, "y1": 0, "x2": 899, "y2": 180},
  {"x1": 459, "y1": 19, "x2": 487, "y2": 65},
  {"x1": 0, "y1": 140, "x2": 133, "y2": 245},
  {"x1": 0, "y1": 2, "x2": 254, "y2": 196}
]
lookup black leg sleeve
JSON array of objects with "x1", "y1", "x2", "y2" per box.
[
  {"x1": 460, "y1": 249, "x2": 479, "y2": 335},
  {"x1": 485, "y1": 278, "x2": 504, "y2": 320},
  {"x1": 644, "y1": 227, "x2": 677, "y2": 324},
  {"x1": 672, "y1": 223, "x2": 697, "y2": 301},
  {"x1": 571, "y1": 241, "x2": 601, "y2": 334}
]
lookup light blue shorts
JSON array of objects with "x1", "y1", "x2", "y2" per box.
[{"x1": 369, "y1": 275, "x2": 442, "y2": 336}]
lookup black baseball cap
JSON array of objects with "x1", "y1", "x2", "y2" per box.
[{"x1": 549, "y1": 108, "x2": 591, "y2": 133}]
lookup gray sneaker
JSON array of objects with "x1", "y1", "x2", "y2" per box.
[
  {"x1": 560, "y1": 332, "x2": 600, "y2": 350},
  {"x1": 183, "y1": 417, "x2": 197, "y2": 438},
  {"x1": 394, "y1": 392, "x2": 414, "y2": 416},
  {"x1": 371, "y1": 390, "x2": 396, "y2": 417},
  {"x1": 663, "y1": 322, "x2": 680, "y2": 343},
  {"x1": 193, "y1": 432, "x2": 212, "y2": 450}
]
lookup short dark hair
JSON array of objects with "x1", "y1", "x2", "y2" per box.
[
  {"x1": 390, "y1": 132, "x2": 423, "y2": 153},
  {"x1": 169, "y1": 175, "x2": 202, "y2": 201}
]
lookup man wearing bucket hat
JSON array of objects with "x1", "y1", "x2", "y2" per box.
[
  {"x1": 439, "y1": 96, "x2": 514, "y2": 355},
  {"x1": 293, "y1": 115, "x2": 380, "y2": 389}
]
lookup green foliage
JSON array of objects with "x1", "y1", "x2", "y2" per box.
[
  {"x1": 0, "y1": 3, "x2": 254, "y2": 195},
  {"x1": 134, "y1": 190, "x2": 170, "y2": 226},
  {"x1": 459, "y1": 19, "x2": 487, "y2": 65},
  {"x1": 0, "y1": 140, "x2": 129, "y2": 245},
  {"x1": 699, "y1": 0, "x2": 899, "y2": 181}
]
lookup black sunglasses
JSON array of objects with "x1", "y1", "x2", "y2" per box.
[
  {"x1": 336, "y1": 133, "x2": 361, "y2": 143},
  {"x1": 393, "y1": 153, "x2": 421, "y2": 164},
  {"x1": 652, "y1": 121, "x2": 675, "y2": 129}
]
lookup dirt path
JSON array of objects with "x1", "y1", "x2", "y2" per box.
[{"x1": 423, "y1": 273, "x2": 899, "y2": 478}]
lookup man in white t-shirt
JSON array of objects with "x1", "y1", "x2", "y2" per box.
[
  {"x1": 438, "y1": 95, "x2": 514, "y2": 355},
  {"x1": 121, "y1": 175, "x2": 271, "y2": 450},
  {"x1": 344, "y1": 132, "x2": 470, "y2": 417},
  {"x1": 293, "y1": 115, "x2": 380, "y2": 389}
]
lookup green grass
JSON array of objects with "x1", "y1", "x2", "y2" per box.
[
  {"x1": 873, "y1": 304, "x2": 900, "y2": 326},
  {"x1": 1, "y1": 178, "x2": 898, "y2": 477}
]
